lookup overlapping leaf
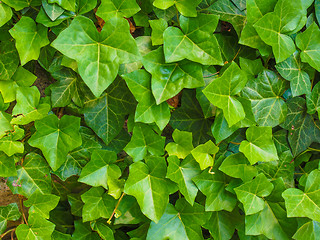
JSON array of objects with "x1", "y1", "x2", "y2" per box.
[{"x1": 0, "y1": 203, "x2": 21, "y2": 234}]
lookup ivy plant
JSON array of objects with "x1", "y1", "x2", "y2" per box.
[{"x1": 0, "y1": 0, "x2": 320, "y2": 239}]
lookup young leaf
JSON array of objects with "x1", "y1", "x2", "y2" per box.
[
  {"x1": 282, "y1": 169, "x2": 320, "y2": 222},
  {"x1": 0, "y1": 203, "x2": 21, "y2": 234},
  {"x1": 16, "y1": 214, "x2": 55, "y2": 240},
  {"x1": 142, "y1": 47, "x2": 204, "y2": 104},
  {"x1": 234, "y1": 173, "x2": 274, "y2": 215},
  {"x1": 149, "y1": 19, "x2": 168, "y2": 45},
  {"x1": 24, "y1": 190, "x2": 60, "y2": 219},
  {"x1": 153, "y1": 0, "x2": 201, "y2": 17},
  {"x1": 124, "y1": 156, "x2": 169, "y2": 223},
  {"x1": 203, "y1": 62, "x2": 247, "y2": 127},
  {"x1": 9, "y1": 17, "x2": 49, "y2": 65},
  {"x1": 7, "y1": 153, "x2": 51, "y2": 197},
  {"x1": 124, "y1": 123, "x2": 165, "y2": 162},
  {"x1": 51, "y1": 16, "x2": 140, "y2": 97},
  {"x1": 293, "y1": 220, "x2": 320, "y2": 240},
  {"x1": 163, "y1": 14, "x2": 223, "y2": 65},
  {"x1": 165, "y1": 129, "x2": 193, "y2": 159},
  {"x1": 191, "y1": 140, "x2": 219, "y2": 170},
  {"x1": 166, "y1": 155, "x2": 201, "y2": 205},
  {"x1": 146, "y1": 198, "x2": 207, "y2": 240},
  {"x1": 28, "y1": 114, "x2": 82, "y2": 171},
  {"x1": 239, "y1": 126, "x2": 279, "y2": 165},
  {"x1": 122, "y1": 69, "x2": 170, "y2": 130},
  {"x1": 0, "y1": 125, "x2": 24, "y2": 156},
  {"x1": 81, "y1": 187, "x2": 116, "y2": 222},
  {"x1": 96, "y1": 0, "x2": 140, "y2": 20},
  {"x1": 0, "y1": 2, "x2": 12, "y2": 27}
]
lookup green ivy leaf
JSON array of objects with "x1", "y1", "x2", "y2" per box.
[
  {"x1": 91, "y1": 220, "x2": 115, "y2": 240},
  {"x1": 219, "y1": 153, "x2": 258, "y2": 182},
  {"x1": 0, "y1": 2, "x2": 12, "y2": 27},
  {"x1": 296, "y1": 22, "x2": 320, "y2": 72},
  {"x1": 203, "y1": 62, "x2": 247, "y2": 127},
  {"x1": 165, "y1": 129, "x2": 193, "y2": 159},
  {"x1": 293, "y1": 220, "x2": 320, "y2": 240},
  {"x1": 163, "y1": 13, "x2": 223, "y2": 65},
  {"x1": 191, "y1": 140, "x2": 219, "y2": 170},
  {"x1": 24, "y1": 190, "x2": 60, "y2": 219},
  {"x1": 241, "y1": 70, "x2": 289, "y2": 127},
  {"x1": 146, "y1": 198, "x2": 207, "y2": 240},
  {"x1": 307, "y1": 82, "x2": 320, "y2": 118},
  {"x1": 7, "y1": 153, "x2": 51, "y2": 197},
  {"x1": 96, "y1": 0, "x2": 140, "y2": 20},
  {"x1": 51, "y1": 16, "x2": 140, "y2": 97},
  {"x1": 122, "y1": 69, "x2": 170, "y2": 130},
  {"x1": 0, "y1": 125, "x2": 24, "y2": 156},
  {"x1": 153, "y1": 0, "x2": 202, "y2": 17},
  {"x1": 281, "y1": 97, "x2": 320, "y2": 156},
  {"x1": 67, "y1": 193, "x2": 83, "y2": 217},
  {"x1": 239, "y1": 126, "x2": 279, "y2": 165},
  {"x1": 0, "y1": 151, "x2": 16, "y2": 177},
  {"x1": 0, "y1": 111, "x2": 12, "y2": 138},
  {"x1": 16, "y1": 214, "x2": 55, "y2": 240},
  {"x1": 72, "y1": 220, "x2": 101, "y2": 239},
  {"x1": 81, "y1": 187, "x2": 115, "y2": 222},
  {"x1": 0, "y1": 203, "x2": 21, "y2": 234},
  {"x1": 282, "y1": 169, "x2": 320, "y2": 222},
  {"x1": 83, "y1": 77, "x2": 136, "y2": 145},
  {"x1": 124, "y1": 156, "x2": 169, "y2": 223},
  {"x1": 9, "y1": 17, "x2": 49, "y2": 65},
  {"x1": 48, "y1": 0, "x2": 75, "y2": 11},
  {"x1": 11, "y1": 86, "x2": 50, "y2": 125},
  {"x1": 149, "y1": 19, "x2": 168, "y2": 46},
  {"x1": 2, "y1": 0, "x2": 41, "y2": 11},
  {"x1": 79, "y1": 149, "x2": 122, "y2": 192},
  {"x1": 276, "y1": 51, "x2": 311, "y2": 96},
  {"x1": 0, "y1": 41, "x2": 19, "y2": 81},
  {"x1": 234, "y1": 173, "x2": 274, "y2": 215},
  {"x1": 167, "y1": 155, "x2": 201, "y2": 205},
  {"x1": 42, "y1": 0, "x2": 65, "y2": 21},
  {"x1": 124, "y1": 123, "x2": 165, "y2": 162},
  {"x1": 142, "y1": 47, "x2": 204, "y2": 104},
  {"x1": 28, "y1": 114, "x2": 82, "y2": 171}
]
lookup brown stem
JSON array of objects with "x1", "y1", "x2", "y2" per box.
[
  {"x1": 19, "y1": 197, "x2": 28, "y2": 225},
  {"x1": 107, "y1": 192, "x2": 126, "y2": 224},
  {"x1": 0, "y1": 228, "x2": 15, "y2": 239}
]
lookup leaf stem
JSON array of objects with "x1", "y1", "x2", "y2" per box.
[
  {"x1": 230, "y1": 141, "x2": 241, "y2": 145},
  {"x1": 0, "y1": 228, "x2": 16, "y2": 239},
  {"x1": 19, "y1": 197, "x2": 28, "y2": 225},
  {"x1": 107, "y1": 192, "x2": 126, "y2": 224}
]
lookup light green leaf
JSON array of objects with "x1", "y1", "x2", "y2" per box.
[
  {"x1": 235, "y1": 173, "x2": 274, "y2": 215},
  {"x1": 219, "y1": 153, "x2": 258, "y2": 182},
  {"x1": 163, "y1": 13, "x2": 223, "y2": 65},
  {"x1": 2, "y1": 0, "x2": 41, "y2": 11},
  {"x1": 296, "y1": 22, "x2": 320, "y2": 72},
  {"x1": 191, "y1": 140, "x2": 219, "y2": 170},
  {"x1": 122, "y1": 69, "x2": 170, "y2": 130},
  {"x1": 276, "y1": 51, "x2": 311, "y2": 96},
  {"x1": 52, "y1": 231, "x2": 72, "y2": 240},
  {"x1": 16, "y1": 214, "x2": 55, "y2": 240},
  {"x1": 7, "y1": 153, "x2": 51, "y2": 197},
  {"x1": 167, "y1": 155, "x2": 201, "y2": 205},
  {"x1": 241, "y1": 70, "x2": 289, "y2": 127},
  {"x1": 239, "y1": 126, "x2": 279, "y2": 165},
  {"x1": 124, "y1": 123, "x2": 165, "y2": 162},
  {"x1": 79, "y1": 149, "x2": 121, "y2": 192},
  {"x1": 0, "y1": 151, "x2": 16, "y2": 177},
  {"x1": 9, "y1": 17, "x2": 49, "y2": 65},
  {"x1": 0, "y1": 2, "x2": 12, "y2": 27},
  {"x1": 96, "y1": 0, "x2": 140, "y2": 20},
  {"x1": 307, "y1": 82, "x2": 320, "y2": 118},
  {"x1": 28, "y1": 114, "x2": 82, "y2": 171},
  {"x1": 124, "y1": 156, "x2": 169, "y2": 223},
  {"x1": 81, "y1": 187, "x2": 115, "y2": 222},
  {"x1": 0, "y1": 41, "x2": 19, "y2": 81},
  {"x1": 165, "y1": 129, "x2": 193, "y2": 159},
  {"x1": 51, "y1": 16, "x2": 140, "y2": 97},
  {"x1": 207, "y1": 0, "x2": 246, "y2": 36},
  {"x1": 11, "y1": 86, "x2": 50, "y2": 125},
  {"x1": 76, "y1": 0, "x2": 97, "y2": 14},
  {"x1": 193, "y1": 166, "x2": 237, "y2": 211},
  {"x1": 42, "y1": 0, "x2": 64, "y2": 21},
  {"x1": 48, "y1": 0, "x2": 75, "y2": 11},
  {"x1": 0, "y1": 125, "x2": 24, "y2": 156},
  {"x1": 72, "y1": 220, "x2": 100, "y2": 240},
  {"x1": 170, "y1": 89, "x2": 213, "y2": 145},
  {"x1": 293, "y1": 220, "x2": 320, "y2": 240},
  {"x1": 149, "y1": 19, "x2": 168, "y2": 46},
  {"x1": 282, "y1": 169, "x2": 320, "y2": 222},
  {"x1": 83, "y1": 77, "x2": 136, "y2": 145},
  {"x1": 153, "y1": 0, "x2": 202, "y2": 17},
  {"x1": 0, "y1": 111, "x2": 13, "y2": 139},
  {"x1": 203, "y1": 61, "x2": 247, "y2": 127},
  {"x1": 146, "y1": 198, "x2": 207, "y2": 240},
  {"x1": 91, "y1": 220, "x2": 115, "y2": 240},
  {"x1": 142, "y1": 46, "x2": 204, "y2": 104},
  {"x1": 0, "y1": 203, "x2": 21, "y2": 234},
  {"x1": 0, "y1": 66, "x2": 37, "y2": 103},
  {"x1": 281, "y1": 97, "x2": 320, "y2": 156},
  {"x1": 24, "y1": 191, "x2": 60, "y2": 219}
]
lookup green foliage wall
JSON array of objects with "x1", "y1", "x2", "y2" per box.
[{"x1": 0, "y1": 0, "x2": 320, "y2": 239}]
